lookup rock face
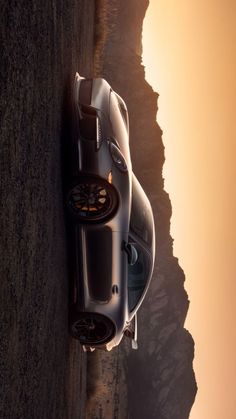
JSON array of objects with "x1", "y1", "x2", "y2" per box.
[{"x1": 86, "y1": 1, "x2": 197, "y2": 418}]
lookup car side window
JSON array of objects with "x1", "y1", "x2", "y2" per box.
[{"x1": 128, "y1": 242, "x2": 150, "y2": 312}]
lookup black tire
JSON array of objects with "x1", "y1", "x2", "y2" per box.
[
  {"x1": 66, "y1": 176, "x2": 118, "y2": 223},
  {"x1": 69, "y1": 310, "x2": 115, "y2": 345}
]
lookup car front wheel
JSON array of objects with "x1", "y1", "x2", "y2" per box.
[{"x1": 69, "y1": 310, "x2": 115, "y2": 345}]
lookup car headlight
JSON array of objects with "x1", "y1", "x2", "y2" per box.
[{"x1": 109, "y1": 142, "x2": 127, "y2": 172}]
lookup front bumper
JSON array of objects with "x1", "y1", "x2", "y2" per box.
[{"x1": 72, "y1": 224, "x2": 129, "y2": 350}]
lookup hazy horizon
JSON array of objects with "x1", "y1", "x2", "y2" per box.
[{"x1": 143, "y1": 1, "x2": 236, "y2": 418}]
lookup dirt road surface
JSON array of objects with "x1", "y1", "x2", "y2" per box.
[{"x1": 0, "y1": 2, "x2": 95, "y2": 418}]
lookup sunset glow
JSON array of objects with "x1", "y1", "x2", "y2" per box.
[{"x1": 142, "y1": 1, "x2": 236, "y2": 418}]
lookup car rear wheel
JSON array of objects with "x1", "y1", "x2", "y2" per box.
[
  {"x1": 67, "y1": 177, "x2": 118, "y2": 222},
  {"x1": 69, "y1": 311, "x2": 115, "y2": 345}
]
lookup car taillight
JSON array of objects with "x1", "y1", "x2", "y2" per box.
[
  {"x1": 96, "y1": 117, "x2": 102, "y2": 149},
  {"x1": 109, "y1": 142, "x2": 127, "y2": 172}
]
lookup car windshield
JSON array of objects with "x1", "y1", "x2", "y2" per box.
[{"x1": 128, "y1": 242, "x2": 150, "y2": 312}]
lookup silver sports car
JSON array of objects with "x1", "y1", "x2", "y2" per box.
[{"x1": 66, "y1": 73, "x2": 155, "y2": 351}]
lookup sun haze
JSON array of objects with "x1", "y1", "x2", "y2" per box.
[{"x1": 142, "y1": 1, "x2": 236, "y2": 418}]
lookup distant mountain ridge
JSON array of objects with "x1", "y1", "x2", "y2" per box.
[{"x1": 86, "y1": 1, "x2": 197, "y2": 417}]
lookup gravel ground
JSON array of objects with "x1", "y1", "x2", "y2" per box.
[{"x1": 0, "y1": 2, "x2": 95, "y2": 418}]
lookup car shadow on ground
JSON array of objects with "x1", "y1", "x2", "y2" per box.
[{"x1": 60, "y1": 76, "x2": 78, "y2": 308}]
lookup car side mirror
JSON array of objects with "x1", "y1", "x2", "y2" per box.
[
  {"x1": 132, "y1": 313, "x2": 138, "y2": 350},
  {"x1": 123, "y1": 242, "x2": 138, "y2": 265},
  {"x1": 124, "y1": 313, "x2": 138, "y2": 350}
]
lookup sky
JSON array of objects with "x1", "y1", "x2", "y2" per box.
[{"x1": 142, "y1": 1, "x2": 236, "y2": 418}]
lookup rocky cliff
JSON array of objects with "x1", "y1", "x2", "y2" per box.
[{"x1": 86, "y1": 1, "x2": 197, "y2": 418}]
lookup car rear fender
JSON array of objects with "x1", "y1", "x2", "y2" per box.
[{"x1": 90, "y1": 78, "x2": 111, "y2": 115}]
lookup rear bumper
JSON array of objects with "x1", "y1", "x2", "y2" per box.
[{"x1": 69, "y1": 75, "x2": 114, "y2": 181}]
